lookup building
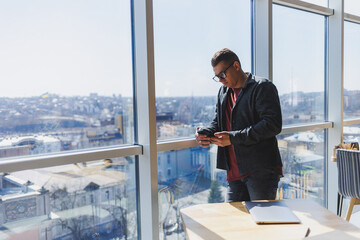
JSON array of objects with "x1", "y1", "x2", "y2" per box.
[{"x1": 0, "y1": 159, "x2": 134, "y2": 239}]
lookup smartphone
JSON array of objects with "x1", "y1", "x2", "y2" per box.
[{"x1": 197, "y1": 128, "x2": 214, "y2": 137}]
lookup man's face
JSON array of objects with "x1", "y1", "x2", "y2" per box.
[{"x1": 213, "y1": 61, "x2": 239, "y2": 88}]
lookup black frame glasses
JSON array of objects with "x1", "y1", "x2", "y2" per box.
[{"x1": 212, "y1": 61, "x2": 235, "y2": 82}]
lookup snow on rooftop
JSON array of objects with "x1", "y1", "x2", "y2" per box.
[{"x1": 284, "y1": 132, "x2": 322, "y2": 143}]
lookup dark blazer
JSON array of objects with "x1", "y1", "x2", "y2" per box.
[{"x1": 204, "y1": 73, "x2": 282, "y2": 174}]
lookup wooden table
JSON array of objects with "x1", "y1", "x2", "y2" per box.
[{"x1": 180, "y1": 199, "x2": 360, "y2": 240}]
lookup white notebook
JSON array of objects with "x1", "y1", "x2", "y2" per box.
[{"x1": 245, "y1": 201, "x2": 301, "y2": 224}]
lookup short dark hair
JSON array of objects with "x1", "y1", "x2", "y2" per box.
[{"x1": 211, "y1": 48, "x2": 241, "y2": 68}]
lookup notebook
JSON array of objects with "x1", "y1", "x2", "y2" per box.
[{"x1": 245, "y1": 201, "x2": 301, "y2": 224}]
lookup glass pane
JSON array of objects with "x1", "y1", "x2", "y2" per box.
[
  {"x1": 344, "y1": 21, "x2": 360, "y2": 119},
  {"x1": 344, "y1": 125, "x2": 360, "y2": 144},
  {"x1": 0, "y1": 1, "x2": 134, "y2": 159},
  {"x1": 158, "y1": 130, "x2": 327, "y2": 239},
  {"x1": 153, "y1": 0, "x2": 251, "y2": 140},
  {"x1": 345, "y1": 0, "x2": 360, "y2": 16},
  {"x1": 158, "y1": 146, "x2": 226, "y2": 239},
  {"x1": 277, "y1": 130, "x2": 326, "y2": 206},
  {"x1": 0, "y1": 157, "x2": 138, "y2": 239},
  {"x1": 273, "y1": 5, "x2": 325, "y2": 125}
]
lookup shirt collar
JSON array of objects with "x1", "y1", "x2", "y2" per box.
[{"x1": 242, "y1": 73, "x2": 254, "y2": 90}]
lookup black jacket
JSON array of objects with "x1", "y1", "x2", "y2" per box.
[{"x1": 205, "y1": 73, "x2": 282, "y2": 174}]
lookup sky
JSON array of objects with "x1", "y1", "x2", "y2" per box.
[
  {"x1": 0, "y1": 0, "x2": 133, "y2": 98},
  {"x1": 0, "y1": 0, "x2": 359, "y2": 98},
  {"x1": 273, "y1": 4, "x2": 325, "y2": 95}
]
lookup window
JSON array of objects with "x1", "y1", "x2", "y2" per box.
[
  {"x1": 105, "y1": 190, "x2": 110, "y2": 201},
  {"x1": 277, "y1": 130, "x2": 326, "y2": 205},
  {"x1": 0, "y1": 1, "x2": 347, "y2": 239},
  {"x1": 344, "y1": 21, "x2": 360, "y2": 119},
  {"x1": 344, "y1": 125, "x2": 360, "y2": 143},
  {"x1": 167, "y1": 153, "x2": 171, "y2": 164},
  {"x1": 0, "y1": 1, "x2": 138, "y2": 239},
  {"x1": 153, "y1": 0, "x2": 251, "y2": 140},
  {"x1": 273, "y1": 5, "x2": 326, "y2": 206},
  {"x1": 0, "y1": 0, "x2": 134, "y2": 159},
  {"x1": 273, "y1": 5, "x2": 325, "y2": 125},
  {"x1": 0, "y1": 157, "x2": 137, "y2": 239},
  {"x1": 157, "y1": 146, "x2": 224, "y2": 239}
]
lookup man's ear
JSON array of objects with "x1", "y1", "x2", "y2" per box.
[{"x1": 234, "y1": 61, "x2": 241, "y2": 71}]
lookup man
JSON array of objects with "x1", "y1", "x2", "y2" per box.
[{"x1": 196, "y1": 48, "x2": 282, "y2": 202}]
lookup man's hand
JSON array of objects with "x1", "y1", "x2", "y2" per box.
[
  {"x1": 195, "y1": 127, "x2": 211, "y2": 147},
  {"x1": 211, "y1": 131, "x2": 231, "y2": 147}
]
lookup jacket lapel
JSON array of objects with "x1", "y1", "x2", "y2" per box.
[
  {"x1": 220, "y1": 87, "x2": 229, "y2": 130},
  {"x1": 232, "y1": 73, "x2": 254, "y2": 111}
]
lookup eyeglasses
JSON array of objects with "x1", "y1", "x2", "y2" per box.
[{"x1": 212, "y1": 61, "x2": 235, "y2": 82}]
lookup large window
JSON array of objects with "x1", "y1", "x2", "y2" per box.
[
  {"x1": 277, "y1": 130, "x2": 326, "y2": 205},
  {"x1": 273, "y1": 5, "x2": 325, "y2": 125},
  {"x1": 0, "y1": 157, "x2": 137, "y2": 239},
  {"x1": 344, "y1": 21, "x2": 360, "y2": 119},
  {"x1": 153, "y1": 0, "x2": 251, "y2": 141},
  {"x1": 0, "y1": 1, "x2": 137, "y2": 239},
  {"x1": 273, "y1": 5, "x2": 326, "y2": 206},
  {"x1": 157, "y1": 146, "x2": 226, "y2": 239},
  {"x1": 0, "y1": 1, "x2": 134, "y2": 159},
  {"x1": 0, "y1": 1, "x2": 352, "y2": 239}
]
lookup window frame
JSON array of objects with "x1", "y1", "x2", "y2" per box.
[{"x1": 2, "y1": 0, "x2": 360, "y2": 239}]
